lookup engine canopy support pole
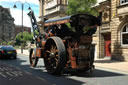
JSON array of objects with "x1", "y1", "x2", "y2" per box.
[{"x1": 39, "y1": 0, "x2": 45, "y2": 34}]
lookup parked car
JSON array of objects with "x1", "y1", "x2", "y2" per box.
[{"x1": 0, "y1": 46, "x2": 17, "y2": 59}]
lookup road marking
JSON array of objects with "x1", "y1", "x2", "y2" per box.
[
  {"x1": 0, "y1": 72, "x2": 7, "y2": 78},
  {"x1": 16, "y1": 67, "x2": 22, "y2": 70},
  {"x1": 36, "y1": 76, "x2": 46, "y2": 81},
  {"x1": 0, "y1": 66, "x2": 24, "y2": 78},
  {"x1": 24, "y1": 71, "x2": 32, "y2": 75}
]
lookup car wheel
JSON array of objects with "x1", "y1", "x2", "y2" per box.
[{"x1": 14, "y1": 56, "x2": 17, "y2": 59}]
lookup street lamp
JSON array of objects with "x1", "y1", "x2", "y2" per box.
[{"x1": 13, "y1": 1, "x2": 31, "y2": 54}]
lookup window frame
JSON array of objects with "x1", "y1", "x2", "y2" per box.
[
  {"x1": 120, "y1": 0, "x2": 128, "y2": 5},
  {"x1": 121, "y1": 23, "x2": 128, "y2": 46}
]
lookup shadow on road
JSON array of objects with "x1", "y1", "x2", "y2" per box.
[
  {"x1": 0, "y1": 57, "x2": 85, "y2": 85},
  {"x1": 0, "y1": 56, "x2": 127, "y2": 85},
  {"x1": 67, "y1": 69, "x2": 125, "y2": 77}
]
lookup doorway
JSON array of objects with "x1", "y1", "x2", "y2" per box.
[{"x1": 104, "y1": 33, "x2": 111, "y2": 57}]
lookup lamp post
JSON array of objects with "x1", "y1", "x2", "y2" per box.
[{"x1": 13, "y1": 1, "x2": 31, "y2": 53}]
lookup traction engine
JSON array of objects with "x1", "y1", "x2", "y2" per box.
[{"x1": 28, "y1": 10, "x2": 101, "y2": 75}]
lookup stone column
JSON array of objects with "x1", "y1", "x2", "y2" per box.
[{"x1": 110, "y1": 0, "x2": 121, "y2": 60}]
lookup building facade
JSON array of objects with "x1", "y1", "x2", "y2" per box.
[
  {"x1": 0, "y1": 6, "x2": 15, "y2": 42},
  {"x1": 15, "y1": 25, "x2": 31, "y2": 36},
  {"x1": 39, "y1": 0, "x2": 128, "y2": 61},
  {"x1": 111, "y1": 0, "x2": 128, "y2": 61},
  {"x1": 95, "y1": 0, "x2": 111, "y2": 59},
  {"x1": 96, "y1": 0, "x2": 128, "y2": 61},
  {"x1": 39, "y1": 0, "x2": 68, "y2": 19}
]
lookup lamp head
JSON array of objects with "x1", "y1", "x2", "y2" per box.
[
  {"x1": 28, "y1": 7, "x2": 31, "y2": 10},
  {"x1": 13, "y1": 4, "x2": 17, "y2": 8}
]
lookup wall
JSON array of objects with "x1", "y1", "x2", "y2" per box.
[{"x1": 0, "y1": 6, "x2": 15, "y2": 43}]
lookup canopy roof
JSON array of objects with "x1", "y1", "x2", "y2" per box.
[
  {"x1": 45, "y1": 16, "x2": 71, "y2": 26},
  {"x1": 44, "y1": 14, "x2": 101, "y2": 27}
]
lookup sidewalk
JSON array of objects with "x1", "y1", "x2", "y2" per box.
[
  {"x1": 17, "y1": 49, "x2": 29, "y2": 56},
  {"x1": 94, "y1": 57, "x2": 128, "y2": 73}
]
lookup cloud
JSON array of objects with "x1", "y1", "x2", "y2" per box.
[
  {"x1": 10, "y1": 8, "x2": 40, "y2": 27},
  {"x1": 0, "y1": 0, "x2": 39, "y2": 5},
  {"x1": 10, "y1": 8, "x2": 31, "y2": 27}
]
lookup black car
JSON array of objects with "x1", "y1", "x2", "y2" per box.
[{"x1": 0, "y1": 46, "x2": 17, "y2": 59}]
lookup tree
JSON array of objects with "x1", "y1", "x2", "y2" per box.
[
  {"x1": 66, "y1": 0, "x2": 98, "y2": 16},
  {"x1": 15, "y1": 32, "x2": 33, "y2": 46},
  {"x1": 1, "y1": 41, "x2": 7, "y2": 45}
]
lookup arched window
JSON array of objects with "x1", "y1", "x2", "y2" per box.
[
  {"x1": 121, "y1": 24, "x2": 128, "y2": 45},
  {"x1": 120, "y1": 0, "x2": 128, "y2": 5}
]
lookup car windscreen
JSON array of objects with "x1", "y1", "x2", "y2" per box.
[{"x1": 1, "y1": 46, "x2": 15, "y2": 50}]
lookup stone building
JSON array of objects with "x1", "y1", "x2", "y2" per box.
[
  {"x1": 39, "y1": 0, "x2": 128, "y2": 61},
  {"x1": 95, "y1": 0, "x2": 128, "y2": 61},
  {"x1": 38, "y1": 0, "x2": 68, "y2": 34},
  {"x1": 111, "y1": 0, "x2": 128, "y2": 61},
  {"x1": 0, "y1": 6, "x2": 15, "y2": 42},
  {"x1": 39, "y1": 0, "x2": 68, "y2": 19},
  {"x1": 94, "y1": 0, "x2": 111, "y2": 60}
]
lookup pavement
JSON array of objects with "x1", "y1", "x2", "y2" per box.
[
  {"x1": 17, "y1": 49, "x2": 29, "y2": 56},
  {"x1": 94, "y1": 58, "x2": 128, "y2": 74},
  {"x1": 16, "y1": 49, "x2": 128, "y2": 74}
]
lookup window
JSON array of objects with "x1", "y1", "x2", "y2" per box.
[
  {"x1": 62, "y1": 0, "x2": 67, "y2": 5},
  {"x1": 57, "y1": 0, "x2": 61, "y2": 4},
  {"x1": 121, "y1": 24, "x2": 128, "y2": 45},
  {"x1": 46, "y1": 0, "x2": 53, "y2": 3},
  {"x1": 120, "y1": 0, "x2": 128, "y2": 5}
]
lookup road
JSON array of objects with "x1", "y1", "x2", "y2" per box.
[{"x1": 0, "y1": 54, "x2": 128, "y2": 85}]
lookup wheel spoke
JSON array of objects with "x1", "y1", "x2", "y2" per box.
[
  {"x1": 32, "y1": 56, "x2": 35, "y2": 59},
  {"x1": 48, "y1": 57, "x2": 51, "y2": 60},
  {"x1": 55, "y1": 58, "x2": 58, "y2": 62},
  {"x1": 55, "y1": 50, "x2": 59, "y2": 53},
  {"x1": 46, "y1": 50, "x2": 51, "y2": 53},
  {"x1": 56, "y1": 55, "x2": 59, "y2": 57}
]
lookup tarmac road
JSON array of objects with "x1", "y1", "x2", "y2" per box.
[
  {"x1": 0, "y1": 54, "x2": 128, "y2": 85},
  {"x1": 0, "y1": 61, "x2": 51, "y2": 85}
]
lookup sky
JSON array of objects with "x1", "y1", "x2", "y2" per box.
[{"x1": 0, "y1": 0, "x2": 39, "y2": 27}]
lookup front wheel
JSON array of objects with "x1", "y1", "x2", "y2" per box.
[
  {"x1": 29, "y1": 49, "x2": 39, "y2": 67},
  {"x1": 44, "y1": 37, "x2": 67, "y2": 75}
]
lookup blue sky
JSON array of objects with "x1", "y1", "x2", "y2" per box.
[{"x1": 0, "y1": 0, "x2": 39, "y2": 27}]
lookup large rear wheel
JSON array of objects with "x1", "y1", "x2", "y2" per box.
[
  {"x1": 29, "y1": 49, "x2": 39, "y2": 67},
  {"x1": 44, "y1": 37, "x2": 67, "y2": 75}
]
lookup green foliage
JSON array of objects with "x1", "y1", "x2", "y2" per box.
[
  {"x1": 15, "y1": 32, "x2": 33, "y2": 46},
  {"x1": 66, "y1": 0, "x2": 98, "y2": 16},
  {"x1": 66, "y1": 23, "x2": 75, "y2": 32},
  {"x1": 0, "y1": 41, "x2": 7, "y2": 45},
  {"x1": 83, "y1": 26, "x2": 90, "y2": 33},
  {"x1": 7, "y1": 41, "x2": 15, "y2": 45}
]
